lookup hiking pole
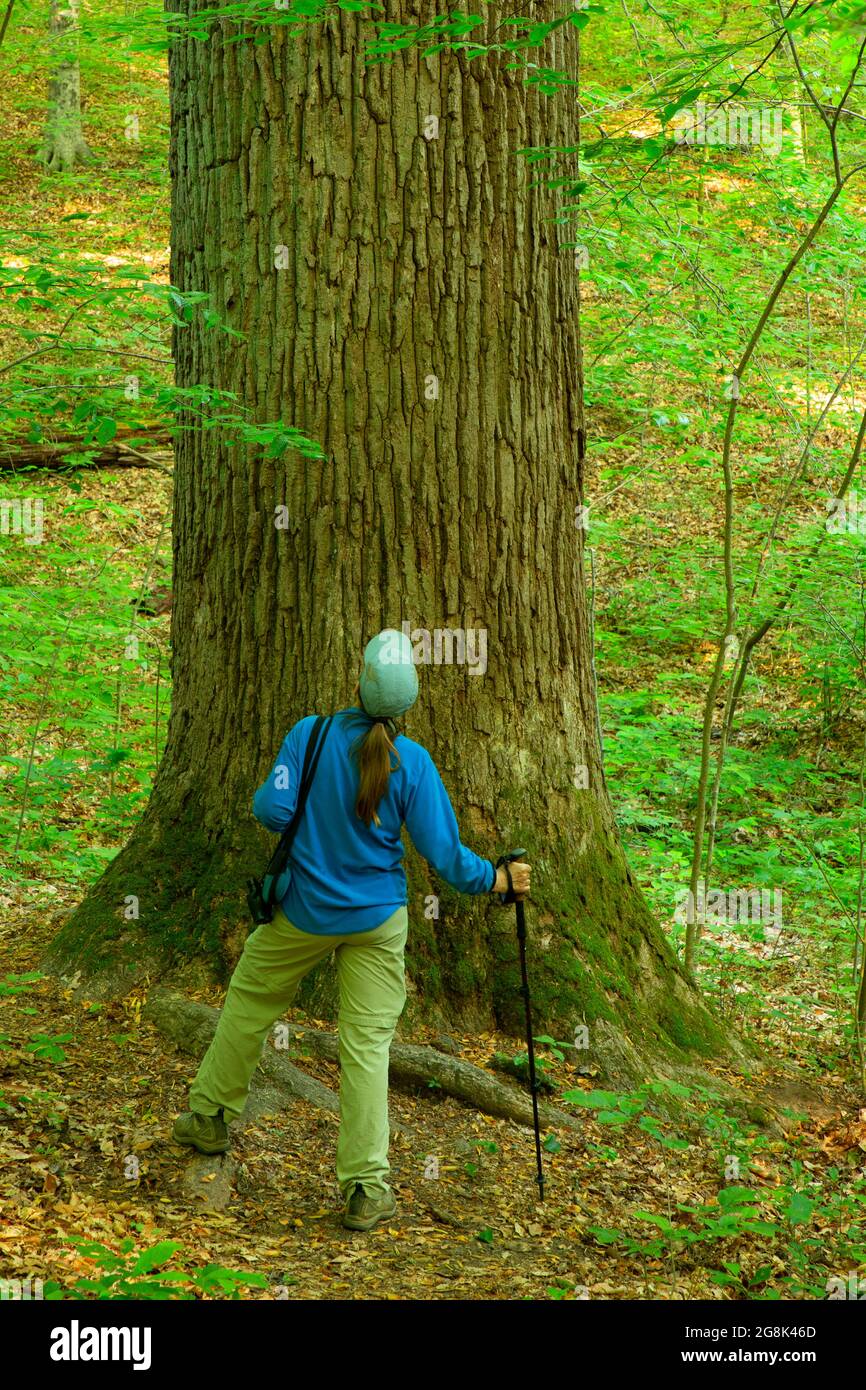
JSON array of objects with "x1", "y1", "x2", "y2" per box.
[{"x1": 495, "y1": 849, "x2": 544, "y2": 1202}]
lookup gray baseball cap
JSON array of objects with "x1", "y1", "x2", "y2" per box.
[{"x1": 359, "y1": 628, "x2": 419, "y2": 718}]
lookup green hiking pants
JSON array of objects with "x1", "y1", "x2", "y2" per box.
[{"x1": 188, "y1": 903, "x2": 409, "y2": 1199}]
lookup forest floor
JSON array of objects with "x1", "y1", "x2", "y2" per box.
[{"x1": 1, "y1": 879, "x2": 863, "y2": 1301}]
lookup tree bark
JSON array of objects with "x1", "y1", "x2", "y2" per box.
[
  {"x1": 37, "y1": 0, "x2": 94, "y2": 173},
  {"x1": 45, "y1": 1, "x2": 732, "y2": 1084}
]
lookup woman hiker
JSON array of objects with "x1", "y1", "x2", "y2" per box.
[{"x1": 172, "y1": 628, "x2": 531, "y2": 1231}]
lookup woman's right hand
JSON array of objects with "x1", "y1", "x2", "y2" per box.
[{"x1": 494, "y1": 860, "x2": 531, "y2": 899}]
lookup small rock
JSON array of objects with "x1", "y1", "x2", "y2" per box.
[
  {"x1": 431, "y1": 1033, "x2": 462, "y2": 1056},
  {"x1": 181, "y1": 1154, "x2": 236, "y2": 1210}
]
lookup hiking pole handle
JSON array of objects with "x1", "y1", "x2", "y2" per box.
[{"x1": 495, "y1": 848, "x2": 528, "y2": 908}]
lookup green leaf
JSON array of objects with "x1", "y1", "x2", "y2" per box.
[
  {"x1": 634, "y1": 1210, "x2": 676, "y2": 1233},
  {"x1": 589, "y1": 1227, "x2": 621, "y2": 1245},
  {"x1": 95, "y1": 417, "x2": 118, "y2": 445},
  {"x1": 717, "y1": 1186, "x2": 759, "y2": 1209},
  {"x1": 131, "y1": 1241, "x2": 183, "y2": 1274},
  {"x1": 784, "y1": 1191, "x2": 815, "y2": 1225},
  {"x1": 563, "y1": 1088, "x2": 619, "y2": 1108}
]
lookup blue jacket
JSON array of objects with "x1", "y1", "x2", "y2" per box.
[{"x1": 252, "y1": 708, "x2": 496, "y2": 935}]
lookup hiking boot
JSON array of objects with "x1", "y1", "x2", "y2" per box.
[
  {"x1": 172, "y1": 1107, "x2": 229, "y2": 1155},
  {"x1": 341, "y1": 1182, "x2": 397, "y2": 1232}
]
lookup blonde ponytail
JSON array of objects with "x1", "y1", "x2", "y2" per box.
[
  {"x1": 355, "y1": 721, "x2": 401, "y2": 827},
  {"x1": 345, "y1": 688, "x2": 401, "y2": 827}
]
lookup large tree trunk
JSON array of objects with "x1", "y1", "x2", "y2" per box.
[
  {"x1": 45, "y1": 2, "x2": 731, "y2": 1084},
  {"x1": 37, "y1": 0, "x2": 94, "y2": 173}
]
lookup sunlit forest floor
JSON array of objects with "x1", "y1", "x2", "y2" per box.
[{"x1": 1, "y1": 875, "x2": 862, "y2": 1300}]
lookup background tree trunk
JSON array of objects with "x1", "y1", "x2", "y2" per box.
[
  {"x1": 37, "y1": 0, "x2": 93, "y2": 173},
  {"x1": 45, "y1": 1, "x2": 731, "y2": 1084}
]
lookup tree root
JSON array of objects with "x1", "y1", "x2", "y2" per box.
[
  {"x1": 144, "y1": 987, "x2": 341, "y2": 1119},
  {"x1": 290, "y1": 1025, "x2": 583, "y2": 1134}
]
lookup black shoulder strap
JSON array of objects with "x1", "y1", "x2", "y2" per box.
[
  {"x1": 297, "y1": 715, "x2": 326, "y2": 797},
  {"x1": 262, "y1": 716, "x2": 332, "y2": 899},
  {"x1": 299, "y1": 714, "x2": 331, "y2": 806}
]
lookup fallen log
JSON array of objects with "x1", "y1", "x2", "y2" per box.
[
  {"x1": 144, "y1": 987, "x2": 582, "y2": 1137},
  {"x1": 291, "y1": 1026, "x2": 583, "y2": 1135},
  {"x1": 144, "y1": 987, "x2": 340, "y2": 1118},
  {"x1": 0, "y1": 428, "x2": 173, "y2": 471}
]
